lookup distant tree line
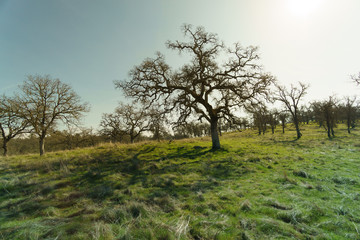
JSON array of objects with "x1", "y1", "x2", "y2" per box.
[{"x1": 247, "y1": 93, "x2": 359, "y2": 139}]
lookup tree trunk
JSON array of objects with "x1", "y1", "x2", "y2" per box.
[
  {"x1": 327, "y1": 127, "x2": 331, "y2": 139},
  {"x1": 155, "y1": 126, "x2": 161, "y2": 142},
  {"x1": 2, "y1": 139, "x2": 8, "y2": 157},
  {"x1": 326, "y1": 122, "x2": 330, "y2": 139},
  {"x1": 347, "y1": 117, "x2": 351, "y2": 134},
  {"x1": 296, "y1": 126, "x2": 302, "y2": 139},
  {"x1": 39, "y1": 137, "x2": 45, "y2": 156},
  {"x1": 129, "y1": 128, "x2": 135, "y2": 143},
  {"x1": 210, "y1": 118, "x2": 221, "y2": 150},
  {"x1": 282, "y1": 122, "x2": 285, "y2": 134},
  {"x1": 294, "y1": 119, "x2": 302, "y2": 139},
  {"x1": 262, "y1": 123, "x2": 266, "y2": 135},
  {"x1": 292, "y1": 113, "x2": 302, "y2": 139}
]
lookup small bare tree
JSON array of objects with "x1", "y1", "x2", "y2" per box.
[
  {"x1": 274, "y1": 82, "x2": 309, "y2": 139},
  {"x1": 117, "y1": 24, "x2": 274, "y2": 150},
  {"x1": 118, "y1": 104, "x2": 151, "y2": 143},
  {"x1": 147, "y1": 106, "x2": 168, "y2": 142},
  {"x1": 101, "y1": 103, "x2": 150, "y2": 144},
  {"x1": 0, "y1": 96, "x2": 29, "y2": 156},
  {"x1": 311, "y1": 96, "x2": 338, "y2": 139},
  {"x1": 16, "y1": 75, "x2": 89, "y2": 155},
  {"x1": 339, "y1": 96, "x2": 358, "y2": 134},
  {"x1": 248, "y1": 104, "x2": 268, "y2": 135},
  {"x1": 100, "y1": 112, "x2": 128, "y2": 143},
  {"x1": 277, "y1": 111, "x2": 289, "y2": 134},
  {"x1": 267, "y1": 109, "x2": 278, "y2": 134},
  {"x1": 299, "y1": 106, "x2": 313, "y2": 125},
  {"x1": 322, "y1": 96, "x2": 338, "y2": 139}
]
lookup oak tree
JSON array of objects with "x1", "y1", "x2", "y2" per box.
[
  {"x1": 274, "y1": 82, "x2": 309, "y2": 139},
  {"x1": 101, "y1": 103, "x2": 150, "y2": 144},
  {"x1": 147, "y1": 106, "x2": 168, "y2": 142},
  {"x1": 277, "y1": 111, "x2": 289, "y2": 134},
  {"x1": 117, "y1": 25, "x2": 273, "y2": 149},
  {"x1": 248, "y1": 104, "x2": 268, "y2": 135},
  {"x1": 311, "y1": 96, "x2": 338, "y2": 139},
  {"x1": 0, "y1": 95, "x2": 29, "y2": 156},
  {"x1": 267, "y1": 109, "x2": 278, "y2": 134},
  {"x1": 339, "y1": 96, "x2": 358, "y2": 134},
  {"x1": 100, "y1": 112, "x2": 128, "y2": 143},
  {"x1": 17, "y1": 75, "x2": 89, "y2": 155}
]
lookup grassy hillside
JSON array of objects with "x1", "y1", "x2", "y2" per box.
[{"x1": 1, "y1": 124, "x2": 360, "y2": 239}]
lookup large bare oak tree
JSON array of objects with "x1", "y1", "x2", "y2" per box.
[
  {"x1": 17, "y1": 75, "x2": 89, "y2": 155},
  {"x1": 117, "y1": 25, "x2": 273, "y2": 149}
]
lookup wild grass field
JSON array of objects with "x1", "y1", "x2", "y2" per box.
[{"x1": 1, "y1": 124, "x2": 360, "y2": 240}]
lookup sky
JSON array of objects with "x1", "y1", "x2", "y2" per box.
[{"x1": 1, "y1": 0, "x2": 359, "y2": 129}]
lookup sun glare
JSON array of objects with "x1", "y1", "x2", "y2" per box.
[{"x1": 287, "y1": 0, "x2": 323, "y2": 17}]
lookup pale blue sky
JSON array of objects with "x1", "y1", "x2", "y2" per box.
[{"x1": 1, "y1": 0, "x2": 359, "y2": 128}]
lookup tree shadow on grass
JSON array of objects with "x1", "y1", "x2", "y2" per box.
[
  {"x1": 76, "y1": 145, "x2": 214, "y2": 183},
  {"x1": 266, "y1": 138, "x2": 301, "y2": 149},
  {"x1": 69, "y1": 144, "x2": 236, "y2": 202},
  {"x1": 120, "y1": 146, "x2": 245, "y2": 201},
  {"x1": 0, "y1": 143, "x2": 248, "y2": 238},
  {"x1": 161, "y1": 146, "x2": 212, "y2": 160}
]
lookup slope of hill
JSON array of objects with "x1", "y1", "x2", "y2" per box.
[{"x1": 1, "y1": 124, "x2": 360, "y2": 239}]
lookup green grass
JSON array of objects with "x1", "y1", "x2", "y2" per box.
[{"x1": 1, "y1": 124, "x2": 360, "y2": 239}]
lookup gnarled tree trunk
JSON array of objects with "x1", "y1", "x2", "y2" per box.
[
  {"x1": 2, "y1": 139, "x2": 8, "y2": 156},
  {"x1": 210, "y1": 117, "x2": 221, "y2": 150},
  {"x1": 39, "y1": 137, "x2": 45, "y2": 156},
  {"x1": 294, "y1": 117, "x2": 302, "y2": 139}
]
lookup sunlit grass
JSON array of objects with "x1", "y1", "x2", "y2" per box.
[{"x1": 1, "y1": 123, "x2": 359, "y2": 239}]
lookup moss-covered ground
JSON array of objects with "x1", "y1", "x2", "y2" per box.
[{"x1": 1, "y1": 124, "x2": 360, "y2": 239}]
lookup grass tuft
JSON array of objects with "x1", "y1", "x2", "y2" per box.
[
  {"x1": 293, "y1": 169, "x2": 310, "y2": 178},
  {"x1": 240, "y1": 199, "x2": 252, "y2": 211}
]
